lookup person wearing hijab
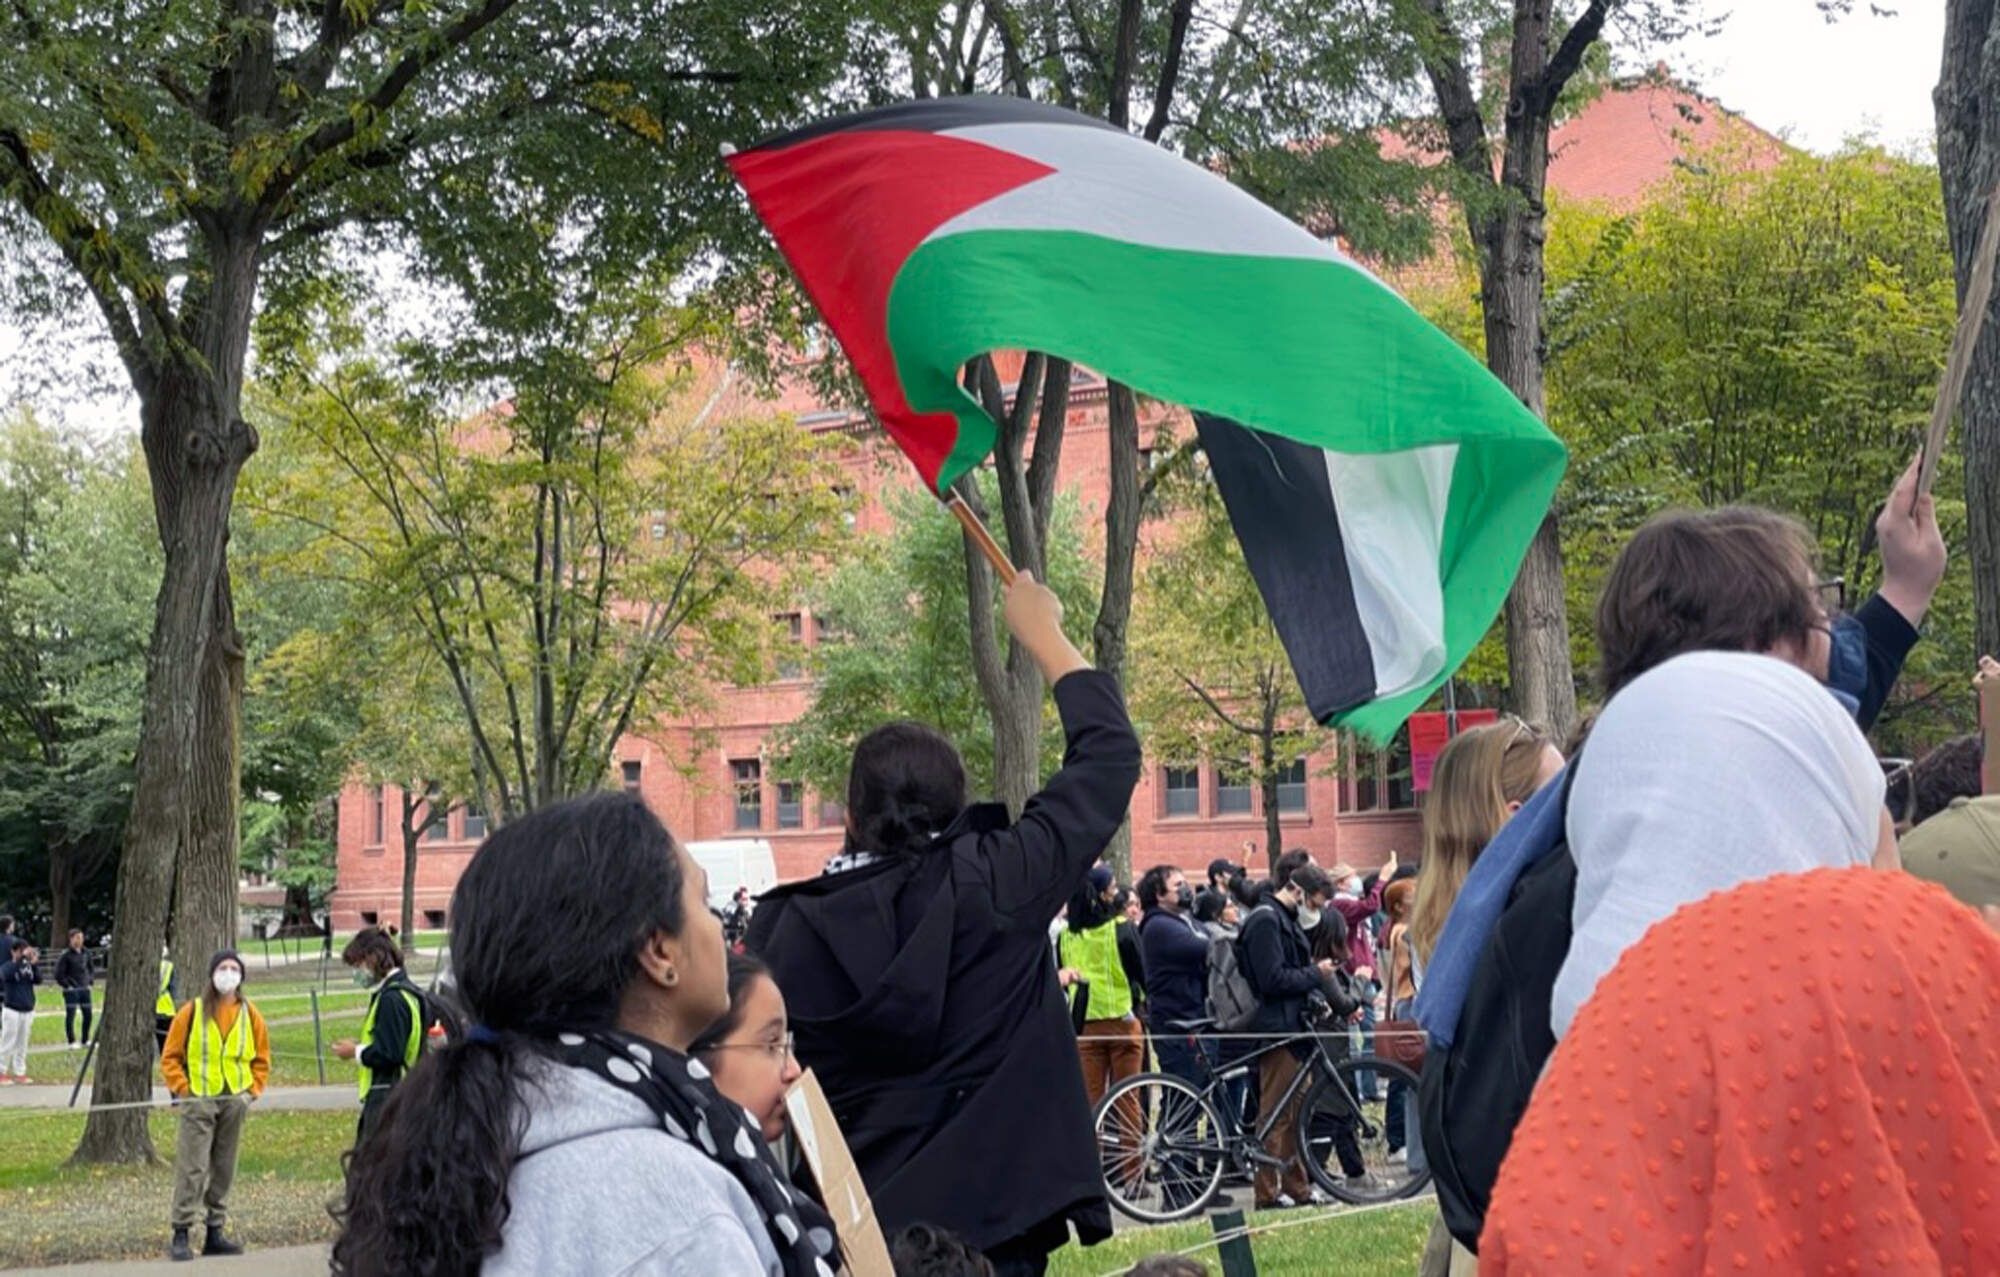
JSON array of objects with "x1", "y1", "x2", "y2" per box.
[
  {"x1": 1553, "y1": 649, "x2": 1896, "y2": 1039},
  {"x1": 748, "y1": 574, "x2": 1139, "y2": 1277},
  {"x1": 1482, "y1": 868, "x2": 2000, "y2": 1276},
  {"x1": 333, "y1": 795, "x2": 839, "y2": 1277},
  {"x1": 159, "y1": 950, "x2": 270, "y2": 1261}
]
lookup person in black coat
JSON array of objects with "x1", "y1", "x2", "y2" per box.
[
  {"x1": 747, "y1": 574, "x2": 1140, "y2": 1277},
  {"x1": 1236, "y1": 864, "x2": 1359, "y2": 1208},
  {"x1": 54, "y1": 929, "x2": 93, "y2": 1046}
]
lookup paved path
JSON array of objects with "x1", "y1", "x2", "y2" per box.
[
  {"x1": 5, "y1": 1245, "x2": 329, "y2": 1275},
  {"x1": 0, "y1": 1084, "x2": 356, "y2": 1111}
]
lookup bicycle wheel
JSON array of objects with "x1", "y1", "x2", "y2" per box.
[
  {"x1": 1093, "y1": 1071, "x2": 1229, "y2": 1223},
  {"x1": 1295, "y1": 1055, "x2": 1431, "y2": 1204}
]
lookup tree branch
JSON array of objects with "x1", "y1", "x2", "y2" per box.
[
  {"x1": 1538, "y1": 0, "x2": 1613, "y2": 114},
  {"x1": 1180, "y1": 672, "x2": 1260, "y2": 738},
  {"x1": 1142, "y1": 0, "x2": 1195, "y2": 143},
  {"x1": 263, "y1": 0, "x2": 522, "y2": 212}
]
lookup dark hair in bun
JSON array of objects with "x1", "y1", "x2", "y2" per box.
[{"x1": 843, "y1": 722, "x2": 968, "y2": 859}]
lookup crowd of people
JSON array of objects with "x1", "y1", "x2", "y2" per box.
[
  {"x1": 315, "y1": 460, "x2": 2000, "y2": 1276},
  {"x1": 0, "y1": 452, "x2": 1977, "y2": 1275}
]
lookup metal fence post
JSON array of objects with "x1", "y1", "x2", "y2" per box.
[
  {"x1": 310, "y1": 989, "x2": 327, "y2": 1085},
  {"x1": 1211, "y1": 1208, "x2": 1257, "y2": 1277}
]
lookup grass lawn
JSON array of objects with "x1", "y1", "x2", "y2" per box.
[
  {"x1": 1049, "y1": 1202, "x2": 1434, "y2": 1277},
  {"x1": 0, "y1": 1108, "x2": 352, "y2": 1268}
]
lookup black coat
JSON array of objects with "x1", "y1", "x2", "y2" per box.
[
  {"x1": 1136, "y1": 908, "x2": 1208, "y2": 1027},
  {"x1": 1238, "y1": 893, "x2": 1335, "y2": 1037},
  {"x1": 54, "y1": 948, "x2": 91, "y2": 991},
  {"x1": 746, "y1": 671, "x2": 1140, "y2": 1254}
]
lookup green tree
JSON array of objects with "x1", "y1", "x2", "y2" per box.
[
  {"x1": 0, "y1": 416, "x2": 154, "y2": 944},
  {"x1": 1539, "y1": 145, "x2": 1967, "y2": 744},
  {"x1": 3, "y1": 0, "x2": 895, "y2": 1161},
  {"x1": 771, "y1": 475, "x2": 1098, "y2": 805},
  {"x1": 1129, "y1": 458, "x2": 1331, "y2": 869},
  {"x1": 252, "y1": 296, "x2": 855, "y2": 822}
]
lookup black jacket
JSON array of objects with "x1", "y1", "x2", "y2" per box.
[
  {"x1": 1114, "y1": 920, "x2": 1147, "y2": 1013},
  {"x1": 54, "y1": 948, "x2": 90, "y2": 991},
  {"x1": 746, "y1": 671, "x2": 1140, "y2": 1254},
  {"x1": 0, "y1": 958, "x2": 37, "y2": 1012},
  {"x1": 1237, "y1": 891, "x2": 1352, "y2": 1038},
  {"x1": 1136, "y1": 908, "x2": 1208, "y2": 1027}
]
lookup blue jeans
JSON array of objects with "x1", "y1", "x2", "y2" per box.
[{"x1": 1353, "y1": 1000, "x2": 1379, "y2": 1100}]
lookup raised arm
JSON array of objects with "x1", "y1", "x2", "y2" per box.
[{"x1": 980, "y1": 574, "x2": 1142, "y2": 923}]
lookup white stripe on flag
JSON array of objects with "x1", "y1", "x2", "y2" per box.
[
  {"x1": 1321, "y1": 445, "x2": 1456, "y2": 699},
  {"x1": 928, "y1": 122, "x2": 1351, "y2": 266}
]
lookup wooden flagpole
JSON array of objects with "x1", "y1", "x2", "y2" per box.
[
  {"x1": 944, "y1": 493, "x2": 1018, "y2": 586},
  {"x1": 1916, "y1": 182, "x2": 2000, "y2": 509}
]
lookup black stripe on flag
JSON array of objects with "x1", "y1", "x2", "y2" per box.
[
  {"x1": 741, "y1": 94, "x2": 1123, "y2": 154},
  {"x1": 1193, "y1": 412, "x2": 1377, "y2": 723}
]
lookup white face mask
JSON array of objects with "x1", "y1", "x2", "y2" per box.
[
  {"x1": 1297, "y1": 903, "x2": 1323, "y2": 931},
  {"x1": 212, "y1": 969, "x2": 242, "y2": 995}
]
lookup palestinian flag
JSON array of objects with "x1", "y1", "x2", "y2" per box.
[{"x1": 726, "y1": 95, "x2": 1565, "y2": 736}]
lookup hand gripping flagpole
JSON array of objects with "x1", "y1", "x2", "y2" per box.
[{"x1": 944, "y1": 493, "x2": 1019, "y2": 586}]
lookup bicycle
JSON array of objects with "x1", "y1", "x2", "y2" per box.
[{"x1": 1091, "y1": 1005, "x2": 1429, "y2": 1223}]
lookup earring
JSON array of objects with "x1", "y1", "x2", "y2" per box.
[{"x1": 662, "y1": 967, "x2": 679, "y2": 987}]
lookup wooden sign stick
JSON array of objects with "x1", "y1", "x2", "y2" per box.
[
  {"x1": 1916, "y1": 182, "x2": 2000, "y2": 510},
  {"x1": 944, "y1": 492, "x2": 1019, "y2": 586}
]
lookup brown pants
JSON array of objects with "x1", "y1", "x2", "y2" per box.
[
  {"x1": 1254, "y1": 1048, "x2": 1312, "y2": 1205},
  {"x1": 1078, "y1": 1017, "x2": 1144, "y2": 1186},
  {"x1": 170, "y1": 1095, "x2": 248, "y2": 1229}
]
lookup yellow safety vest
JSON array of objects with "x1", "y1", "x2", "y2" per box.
[
  {"x1": 186, "y1": 998, "x2": 256, "y2": 1097},
  {"x1": 155, "y1": 961, "x2": 175, "y2": 1016},
  {"x1": 357, "y1": 981, "x2": 423, "y2": 1099}
]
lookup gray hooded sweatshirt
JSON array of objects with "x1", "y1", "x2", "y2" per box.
[{"x1": 485, "y1": 1058, "x2": 783, "y2": 1276}]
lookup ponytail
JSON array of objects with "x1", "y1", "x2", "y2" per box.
[{"x1": 333, "y1": 1036, "x2": 533, "y2": 1275}]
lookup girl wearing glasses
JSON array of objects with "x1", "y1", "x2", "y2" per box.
[{"x1": 693, "y1": 953, "x2": 801, "y2": 1145}]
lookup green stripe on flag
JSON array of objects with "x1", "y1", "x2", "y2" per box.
[{"x1": 886, "y1": 229, "x2": 1565, "y2": 735}]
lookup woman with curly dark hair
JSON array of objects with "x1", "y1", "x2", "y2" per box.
[{"x1": 333, "y1": 793, "x2": 840, "y2": 1277}]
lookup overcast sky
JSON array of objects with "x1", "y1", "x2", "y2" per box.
[{"x1": 1654, "y1": 2, "x2": 1944, "y2": 155}]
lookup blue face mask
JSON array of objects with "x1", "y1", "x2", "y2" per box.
[{"x1": 1824, "y1": 613, "x2": 1868, "y2": 720}]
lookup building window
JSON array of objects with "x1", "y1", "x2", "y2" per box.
[
  {"x1": 1276, "y1": 759, "x2": 1308, "y2": 813},
  {"x1": 775, "y1": 612, "x2": 805, "y2": 679},
  {"x1": 776, "y1": 781, "x2": 803, "y2": 829},
  {"x1": 1215, "y1": 766, "x2": 1254, "y2": 816},
  {"x1": 818, "y1": 798, "x2": 844, "y2": 827},
  {"x1": 461, "y1": 802, "x2": 487, "y2": 841},
  {"x1": 1341, "y1": 730, "x2": 1415, "y2": 813},
  {"x1": 731, "y1": 759, "x2": 763, "y2": 830},
  {"x1": 421, "y1": 804, "x2": 447, "y2": 841},
  {"x1": 1163, "y1": 766, "x2": 1200, "y2": 817},
  {"x1": 622, "y1": 760, "x2": 642, "y2": 795},
  {"x1": 371, "y1": 787, "x2": 386, "y2": 844},
  {"x1": 648, "y1": 510, "x2": 666, "y2": 541}
]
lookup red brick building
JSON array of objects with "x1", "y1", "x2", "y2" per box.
[{"x1": 329, "y1": 75, "x2": 1783, "y2": 928}]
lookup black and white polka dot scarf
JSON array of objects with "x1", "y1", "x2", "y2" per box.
[{"x1": 554, "y1": 1028, "x2": 841, "y2": 1277}]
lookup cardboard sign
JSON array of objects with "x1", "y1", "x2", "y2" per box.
[
  {"x1": 785, "y1": 1069, "x2": 895, "y2": 1277},
  {"x1": 1408, "y1": 708, "x2": 1498, "y2": 792}
]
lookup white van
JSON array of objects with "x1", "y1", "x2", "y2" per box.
[{"x1": 685, "y1": 839, "x2": 779, "y2": 912}]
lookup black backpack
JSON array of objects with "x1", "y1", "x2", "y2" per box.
[{"x1": 1418, "y1": 837, "x2": 1577, "y2": 1252}]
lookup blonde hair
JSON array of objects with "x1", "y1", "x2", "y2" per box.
[{"x1": 1409, "y1": 717, "x2": 1556, "y2": 962}]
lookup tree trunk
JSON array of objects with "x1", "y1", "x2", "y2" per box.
[
  {"x1": 1093, "y1": 382, "x2": 1144, "y2": 880},
  {"x1": 1939, "y1": 1, "x2": 2000, "y2": 658},
  {"x1": 48, "y1": 850, "x2": 74, "y2": 949},
  {"x1": 174, "y1": 574, "x2": 244, "y2": 982},
  {"x1": 76, "y1": 226, "x2": 260, "y2": 1163},
  {"x1": 401, "y1": 793, "x2": 423, "y2": 944}
]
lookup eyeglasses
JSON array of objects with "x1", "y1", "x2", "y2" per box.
[
  {"x1": 706, "y1": 1031, "x2": 795, "y2": 1066},
  {"x1": 1815, "y1": 577, "x2": 1847, "y2": 616},
  {"x1": 1881, "y1": 757, "x2": 1916, "y2": 827}
]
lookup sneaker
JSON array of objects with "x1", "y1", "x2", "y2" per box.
[
  {"x1": 1388, "y1": 1147, "x2": 1408, "y2": 1164},
  {"x1": 0, "y1": 1077, "x2": 13, "y2": 1086}
]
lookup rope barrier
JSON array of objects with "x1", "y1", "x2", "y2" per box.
[{"x1": 1087, "y1": 1194, "x2": 1437, "y2": 1277}]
